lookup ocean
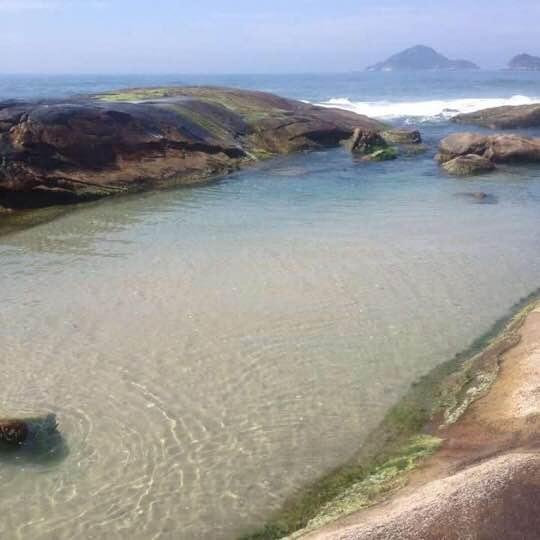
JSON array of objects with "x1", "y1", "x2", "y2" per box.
[{"x1": 1, "y1": 71, "x2": 540, "y2": 539}]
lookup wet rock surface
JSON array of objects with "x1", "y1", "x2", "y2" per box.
[
  {"x1": 453, "y1": 103, "x2": 540, "y2": 129},
  {"x1": 0, "y1": 87, "x2": 384, "y2": 210},
  {"x1": 346, "y1": 128, "x2": 398, "y2": 161},
  {"x1": 381, "y1": 129, "x2": 422, "y2": 145},
  {"x1": 437, "y1": 132, "x2": 540, "y2": 175},
  {"x1": 442, "y1": 154, "x2": 496, "y2": 176},
  {"x1": 0, "y1": 414, "x2": 59, "y2": 450},
  {"x1": 0, "y1": 420, "x2": 29, "y2": 445}
]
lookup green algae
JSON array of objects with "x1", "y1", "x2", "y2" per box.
[
  {"x1": 364, "y1": 147, "x2": 398, "y2": 161},
  {"x1": 239, "y1": 289, "x2": 540, "y2": 540},
  {"x1": 295, "y1": 435, "x2": 441, "y2": 535},
  {"x1": 95, "y1": 88, "x2": 174, "y2": 102}
]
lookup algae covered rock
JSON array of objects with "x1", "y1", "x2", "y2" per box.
[
  {"x1": 442, "y1": 154, "x2": 495, "y2": 176},
  {"x1": 347, "y1": 128, "x2": 398, "y2": 161},
  {"x1": 0, "y1": 87, "x2": 385, "y2": 210},
  {"x1": 381, "y1": 129, "x2": 422, "y2": 145},
  {"x1": 363, "y1": 147, "x2": 399, "y2": 161}
]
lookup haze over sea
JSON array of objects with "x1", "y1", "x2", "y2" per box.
[{"x1": 2, "y1": 71, "x2": 540, "y2": 539}]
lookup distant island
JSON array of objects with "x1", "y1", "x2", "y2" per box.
[
  {"x1": 366, "y1": 45, "x2": 479, "y2": 72},
  {"x1": 508, "y1": 53, "x2": 540, "y2": 71}
]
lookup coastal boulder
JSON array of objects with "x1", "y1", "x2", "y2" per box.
[
  {"x1": 442, "y1": 155, "x2": 495, "y2": 176},
  {"x1": 347, "y1": 128, "x2": 397, "y2": 160},
  {"x1": 381, "y1": 129, "x2": 422, "y2": 145},
  {"x1": 0, "y1": 87, "x2": 385, "y2": 210},
  {"x1": 437, "y1": 132, "x2": 540, "y2": 166},
  {"x1": 453, "y1": 103, "x2": 540, "y2": 129}
]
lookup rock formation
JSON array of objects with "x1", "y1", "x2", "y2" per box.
[
  {"x1": 442, "y1": 155, "x2": 495, "y2": 176},
  {"x1": 508, "y1": 53, "x2": 540, "y2": 71},
  {"x1": 366, "y1": 45, "x2": 479, "y2": 72},
  {"x1": 0, "y1": 87, "x2": 384, "y2": 210},
  {"x1": 453, "y1": 103, "x2": 540, "y2": 129},
  {"x1": 437, "y1": 132, "x2": 540, "y2": 174}
]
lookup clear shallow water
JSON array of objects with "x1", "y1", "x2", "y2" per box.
[{"x1": 2, "y1": 73, "x2": 540, "y2": 539}]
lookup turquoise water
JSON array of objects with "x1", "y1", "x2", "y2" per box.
[{"x1": 2, "y1": 73, "x2": 540, "y2": 539}]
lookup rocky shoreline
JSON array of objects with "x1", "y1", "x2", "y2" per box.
[
  {"x1": 0, "y1": 86, "x2": 384, "y2": 211},
  {"x1": 241, "y1": 293, "x2": 540, "y2": 539},
  {"x1": 301, "y1": 299, "x2": 540, "y2": 540}
]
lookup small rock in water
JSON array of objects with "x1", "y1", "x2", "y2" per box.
[
  {"x1": 454, "y1": 191, "x2": 498, "y2": 204},
  {"x1": 0, "y1": 420, "x2": 29, "y2": 446},
  {"x1": 347, "y1": 128, "x2": 398, "y2": 161},
  {"x1": 0, "y1": 414, "x2": 59, "y2": 449},
  {"x1": 381, "y1": 129, "x2": 422, "y2": 145}
]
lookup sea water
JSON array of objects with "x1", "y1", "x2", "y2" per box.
[{"x1": 1, "y1": 72, "x2": 540, "y2": 539}]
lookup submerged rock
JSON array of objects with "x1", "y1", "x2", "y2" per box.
[
  {"x1": 0, "y1": 414, "x2": 58, "y2": 449},
  {"x1": 454, "y1": 191, "x2": 498, "y2": 204},
  {"x1": 453, "y1": 103, "x2": 540, "y2": 129},
  {"x1": 442, "y1": 155, "x2": 495, "y2": 176},
  {"x1": 0, "y1": 87, "x2": 384, "y2": 210},
  {"x1": 0, "y1": 420, "x2": 29, "y2": 445}
]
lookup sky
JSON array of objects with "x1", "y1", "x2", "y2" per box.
[{"x1": 2, "y1": 0, "x2": 540, "y2": 74}]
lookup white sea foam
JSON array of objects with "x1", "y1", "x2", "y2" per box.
[{"x1": 316, "y1": 95, "x2": 540, "y2": 121}]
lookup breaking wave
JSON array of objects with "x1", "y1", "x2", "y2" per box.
[{"x1": 316, "y1": 95, "x2": 540, "y2": 121}]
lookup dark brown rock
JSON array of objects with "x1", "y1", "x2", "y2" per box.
[
  {"x1": 0, "y1": 87, "x2": 385, "y2": 210},
  {"x1": 453, "y1": 103, "x2": 540, "y2": 129},
  {"x1": 0, "y1": 420, "x2": 29, "y2": 445}
]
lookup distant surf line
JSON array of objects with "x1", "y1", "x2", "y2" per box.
[{"x1": 316, "y1": 95, "x2": 540, "y2": 121}]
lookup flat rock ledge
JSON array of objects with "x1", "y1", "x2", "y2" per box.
[
  {"x1": 437, "y1": 132, "x2": 540, "y2": 175},
  {"x1": 0, "y1": 86, "x2": 384, "y2": 210},
  {"x1": 453, "y1": 103, "x2": 540, "y2": 129}
]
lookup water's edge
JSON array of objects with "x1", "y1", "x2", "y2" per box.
[{"x1": 239, "y1": 288, "x2": 540, "y2": 539}]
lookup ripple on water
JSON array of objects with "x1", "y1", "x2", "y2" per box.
[{"x1": 2, "y1": 148, "x2": 540, "y2": 539}]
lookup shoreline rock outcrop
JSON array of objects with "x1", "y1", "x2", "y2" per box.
[
  {"x1": 302, "y1": 303, "x2": 540, "y2": 540},
  {"x1": 0, "y1": 86, "x2": 384, "y2": 210},
  {"x1": 453, "y1": 103, "x2": 540, "y2": 129},
  {"x1": 437, "y1": 132, "x2": 540, "y2": 174}
]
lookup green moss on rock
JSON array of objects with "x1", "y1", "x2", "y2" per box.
[{"x1": 364, "y1": 147, "x2": 398, "y2": 161}]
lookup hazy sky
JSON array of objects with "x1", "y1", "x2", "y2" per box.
[{"x1": 3, "y1": 0, "x2": 540, "y2": 73}]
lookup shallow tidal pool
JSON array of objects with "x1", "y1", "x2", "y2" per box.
[{"x1": 2, "y1": 146, "x2": 540, "y2": 539}]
